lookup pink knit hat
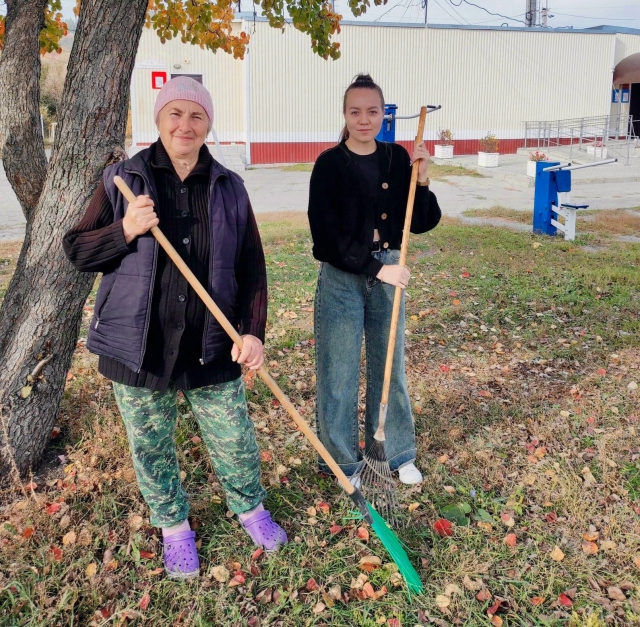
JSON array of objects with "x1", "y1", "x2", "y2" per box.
[{"x1": 153, "y1": 76, "x2": 214, "y2": 125}]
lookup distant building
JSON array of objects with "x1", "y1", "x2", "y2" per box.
[{"x1": 130, "y1": 19, "x2": 640, "y2": 165}]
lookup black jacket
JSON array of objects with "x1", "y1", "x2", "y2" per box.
[{"x1": 308, "y1": 140, "x2": 441, "y2": 277}]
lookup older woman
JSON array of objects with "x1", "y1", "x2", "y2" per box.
[{"x1": 64, "y1": 77, "x2": 287, "y2": 580}]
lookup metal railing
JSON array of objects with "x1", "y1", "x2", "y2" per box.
[{"x1": 524, "y1": 114, "x2": 638, "y2": 166}]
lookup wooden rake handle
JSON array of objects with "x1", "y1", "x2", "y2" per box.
[
  {"x1": 113, "y1": 176, "x2": 357, "y2": 496},
  {"x1": 379, "y1": 106, "x2": 428, "y2": 410}
]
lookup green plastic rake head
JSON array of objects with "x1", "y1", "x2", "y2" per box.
[
  {"x1": 367, "y1": 503, "x2": 424, "y2": 595},
  {"x1": 348, "y1": 489, "x2": 423, "y2": 596}
]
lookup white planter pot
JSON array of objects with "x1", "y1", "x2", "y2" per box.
[
  {"x1": 586, "y1": 145, "x2": 608, "y2": 159},
  {"x1": 527, "y1": 160, "x2": 542, "y2": 177},
  {"x1": 435, "y1": 144, "x2": 454, "y2": 159},
  {"x1": 478, "y1": 152, "x2": 499, "y2": 168}
]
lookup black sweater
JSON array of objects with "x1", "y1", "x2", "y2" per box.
[
  {"x1": 308, "y1": 140, "x2": 441, "y2": 277},
  {"x1": 63, "y1": 141, "x2": 267, "y2": 392}
]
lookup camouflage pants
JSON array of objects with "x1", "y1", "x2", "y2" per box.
[{"x1": 113, "y1": 378, "x2": 266, "y2": 527}]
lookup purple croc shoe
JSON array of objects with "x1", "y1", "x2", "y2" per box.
[
  {"x1": 240, "y1": 510, "x2": 288, "y2": 553},
  {"x1": 163, "y1": 530, "x2": 200, "y2": 580}
]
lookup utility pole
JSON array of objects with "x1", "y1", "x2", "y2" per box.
[
  {"x1": 541, "y1": 0, "x2": 550, "y2": 27},
  {"x1": 526, "y1": 0, "x2": 538, "y2": 27}
]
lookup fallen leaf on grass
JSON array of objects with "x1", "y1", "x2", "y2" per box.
[
  {"x1": 362, "y1": 582, "x2": 375, "y2": 599},
  {"x1": 500, "y1": 513, "x2": 515, "y2": 528},
  {"x1": 583, "y1": 531, "x2": 600, "y2": 542},
  {"x1": 139, "y1": 593, "x2": 151, "y2": 611},
  {"x1": 50, "y1": 546, "x2": 63, "y2": 561},
  {"x1": 351, "y1": 573, "x2": 369, "y2": 590},
  {"x1": 360, "y1": 555, "x2": 382, "y2": 571},
  {"x1": 85, "y1": 562, "x2": 98, "y2": 578},
  {"x1": 140, "y1": 551, "x2": 155, "y2": 559},
  {"x1": 210, "y1": 565, "x2": 230, "y2": 582},
  {"x1": 128, "y1": 515, "x2": 144, "y2": 531},
  {"x1": 21, "y1": 527, "x2": 34, "y2": 539},
  {"x1": 445, "y1": 584, "x2": 462, "y2": 597},
  {"x1": 313, "y1": 602, "x2": 326, "y2": 614},
  {"x1": 530, "y1": 596, "x2": 545, "y2": 606},
  {"x1": 558, "y1": 593, "x2": 573, "y2": 607},
  {"x1": 462, "y1": 576, "x2": 484, "y2": 591},
  {"x1": 608, "y1": 587, "x2": 626, "y2": 601},
  {"x1": 62, "y1": 531, "x2": 76, "y2": 546},
  {"x1": 408, "y1": 502, "x2": 421, "y2": 511},
  {"x1": 582, "y1": 541, "x2": 598, "y2": 555},
  {"x1": 534, "y1": 447, "x2": 547, "y2": 459},
  {"x1": 389, "y1": 572, "x2": 403, "y2": 587},
  {"x1": 329, "y1": 523, "x2": 343, "y2": 534},
  {"x1": 228, "y1": 571, "x2": 245, "y2": 587},
  {"x1": 550, "y1": 546, "x2": 565, "y2": 561},
  {"x1": 306, "y1": 578, "x2": 318, "y2": 591},
  {"x1": 504, "y1": 533, "x2": 517, "y2": 547},
  {"x1": 435, "y1": 595, "x2": 450, "y2": 609},
  {"x1": 490, "y1": 616, "x2": 503, "y2": 627},
  {"x1": 251, "y1": 548, "x2": 264, "y2": 561},
  {"x1": 46, "y1": 503, "x2": 62, "y2": 515},
  {"x1": 260, "y1": 451, "x2": 272, "y2": 462},
  {"x1": 600, "y1": 540, "x2": 616, "y2": 551},
  {"x1": 476, "y1": 589, "x2": 491, "y2": 602},
  {"x1": 317, "y1": 502, "x2": 330, "y2": 515},
  {"x1": 321, "y1": 590, "x2": 335, "y2": 608},
  {"x1": 433, "y1": 519, "x2": 453, "y2": 537},
  {"x1": 597, "y1": 368, "x2": 607, "y2": 376},
  {"x1": 77, "y1": 528, "x2": 92, "y2": 546},
  {"x1": 356, "y1": 527, "x2": 370, "y2": 541},
  {"x1": 105, "y1": 559, "x2": 118, "y2": 571}
]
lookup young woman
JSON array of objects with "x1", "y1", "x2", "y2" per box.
[{"x1": 308, "y1": 74, "x2": 441, "y2": 487}]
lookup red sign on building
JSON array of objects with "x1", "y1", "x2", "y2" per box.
[{"x1": 151, "y1": 71, "x2": 167, "y2": 90}]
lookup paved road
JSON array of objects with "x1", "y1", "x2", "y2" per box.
[{"x1": 2, "y1": 152, "x2": 639, "y2": 240}]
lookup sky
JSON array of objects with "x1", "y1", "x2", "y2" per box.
[{"x1": 37, "y1": 0, "x2": 640, "y2": 31}]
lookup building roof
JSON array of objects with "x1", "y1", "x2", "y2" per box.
[{"x1": 235, "y1": 14, "x2": 640, "y2": 35}]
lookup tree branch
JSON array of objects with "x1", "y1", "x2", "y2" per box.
[{"x1": 0, "y1": 0, "x2": 48, "y2": 220}]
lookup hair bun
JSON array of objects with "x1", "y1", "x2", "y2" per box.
[{"x1": 352, "y1": 74, "x2": 375, "y2": 85}]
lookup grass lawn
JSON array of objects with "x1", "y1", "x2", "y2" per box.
[{"x1": 1, "y1": 215, "x2": 639, "y2": 626}]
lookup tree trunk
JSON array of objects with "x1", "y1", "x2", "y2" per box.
[
  {"x1": 0, "y1": 0, "x2": 48, "y2": 219},
  {"x1": 0, "y1": 0, "x2": 149, "y2": 479}
]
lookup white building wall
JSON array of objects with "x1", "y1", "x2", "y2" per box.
[
  {"x1": 615, "y1": 33, "x2": 640, "y2": 66},
  {"x1": 132, "y1": 25, "x2": 245, "y2": 146},
  {"x1": 131, "y1": 21, "x2": 633, "y2": 162}
]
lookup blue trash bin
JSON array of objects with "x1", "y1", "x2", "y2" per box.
[{"x1": 376, "y1": 104, "x2": 398, "y2": 143}]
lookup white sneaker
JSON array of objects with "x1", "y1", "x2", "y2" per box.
[{"x1": 398, "y1": 463, "x2": 423, "y2": 485}]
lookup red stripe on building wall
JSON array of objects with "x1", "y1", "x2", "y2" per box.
[{"x1": 250, "y1": 139, "x2": 528, "y2": 165}]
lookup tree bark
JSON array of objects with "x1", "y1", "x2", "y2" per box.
[
  {"x1": 0, "y1": 0, "x2": 48, "y2": 219},
  {"x1": 0, "y1": 0, "x2": 149, "y2": 479}
]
